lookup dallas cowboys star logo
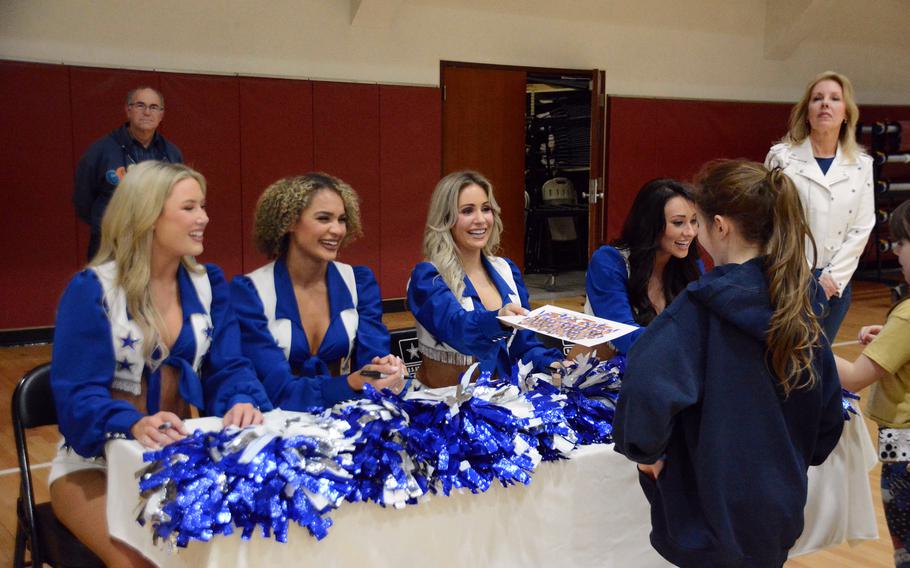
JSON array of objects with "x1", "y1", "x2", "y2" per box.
[
  {"x1": 204, "y1": 325, "x2": 214, "y2": 339},
  {"x1": 120, "y1": 333, "x2": 139, "y2": 350},
  {"x1": 116, "y1": 358, "x2": 134, "y2": 372}
]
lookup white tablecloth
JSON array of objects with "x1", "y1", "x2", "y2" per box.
[
  {"x1": 106, "y1": 415, "x2": 671, "y2": 568},
  {"x1": 789, "y1": 401, "x2": 880, "y2": 557}
]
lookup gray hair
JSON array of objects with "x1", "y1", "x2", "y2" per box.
[{"x1": 126, "y1": 86, "x2": 165, "y2": 109}]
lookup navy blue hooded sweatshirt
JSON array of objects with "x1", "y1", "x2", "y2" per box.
[{"x1": 612, "y1": 257, "x2": 843, "y2": 568}]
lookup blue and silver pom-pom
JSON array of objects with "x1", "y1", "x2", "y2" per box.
[
  {"x1": 533, "y1": 352, "x2": 624, "y2": 447},
  {"x1": 841, "y1": 388, "x2": 860, "y2": 421},
  {"x1": 510, "y1": 360, "x2": 577, "y2": 461},
  {"x1": 136, "y1": 355, "x2": 625, "y2": 546},
  {"x1": 396, "y1": 365, "x2": 542, "y2": 495},
  {"x1": 332, "y1": 386, "x2": 427, "y2": 508},
  {"x1": 138, "y1": 411, "x2": 354, "y2": 546}
]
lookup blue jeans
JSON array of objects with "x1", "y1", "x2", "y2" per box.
[
  {"x1": 821, "y1": 281, "x2": 852, "y2": 342},
  {"x1": 814, "y1": 269, "x2": 852, "y2": 342},
  {"x1": 881, "y1": 462, "x2": 910, "y2": 567}
]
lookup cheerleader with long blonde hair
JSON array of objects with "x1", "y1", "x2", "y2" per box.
[
  {"x1": 49, "y1": 161, "x2": 271, "y2": 566},
  {"x1": 407, "y1": 170, "x2": 563, "y2": 387}
]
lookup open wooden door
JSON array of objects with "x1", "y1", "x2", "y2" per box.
[
  {"x1": 442, "y1": 62, "x2": 607, "y2": 268},
  {"x1": 441, "y1": 62, "x2": 527, "y2": 266},
  {"x1": 586, "y1": 69, "x2": 607, "y2": 256}
]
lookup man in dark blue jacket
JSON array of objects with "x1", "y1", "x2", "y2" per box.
[{"x1": 72, "y1": 86, "x2": 183, "y2": 259}]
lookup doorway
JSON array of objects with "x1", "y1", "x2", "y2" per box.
[
  {"x1": 524, "y1": 73, "x2": 593, "y2": 278},
  {"x1": 440, "y1": 61, "x2": 605, "y2": 283}
]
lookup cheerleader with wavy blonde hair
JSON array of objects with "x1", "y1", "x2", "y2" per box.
[
  {"x1": 407, "y1": 170, "x2": 563, "y2": 387},
  {"x1": 50, "y1": 161, "x2": 271, "y2": 566}
]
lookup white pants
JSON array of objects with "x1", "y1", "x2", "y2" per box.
[{"x1": 48, "y1": 440, "x2": 107, "y2": 486}]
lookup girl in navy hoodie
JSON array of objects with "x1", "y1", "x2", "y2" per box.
[{"x1": 613, "y1": 160, "x2": 844, "y2": 568}]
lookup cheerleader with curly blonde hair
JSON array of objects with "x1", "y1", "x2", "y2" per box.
[{"x1": 231, "y1": 173, "x2": 404, "y2": 411}]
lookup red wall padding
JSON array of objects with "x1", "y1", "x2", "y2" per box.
[
  {"x1": 312, "y1": 82, "x2": 382, "y2": 273},
  {"x1": 160, "y1": 73, "x2": 243, "y2": 277},
  {"x1": 606, "y1": 97, "x2": 791, "y2": 241},
  {"x1": 606, "y1": 97, "x2": 910, "y2": 265},
  {"x1": 4, "y1": 59, "x2": 906, "y2": 330},
  {"x1": 238, "y1": 77, "x2": 315, "y2": 272},
  {"x1": 379, "y1": 85, "x2": 442, "y2": 298},
  {"x1": 69, "y1": 67, "x2": 163, "y2": 258},
  {"x1": 860, "y1": 106, "x2": 910, "y2": 124},
  {"x1": 0, "y1": 62, "x2": 77, "y2": 329}
]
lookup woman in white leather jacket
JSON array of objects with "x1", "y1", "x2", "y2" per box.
[{"x1": 765, "y1": 70, "x2": 874, "y2": 341}]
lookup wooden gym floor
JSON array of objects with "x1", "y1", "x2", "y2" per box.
[{"x1": 0, "y1": 282, "x2": 897, "y2": 566}]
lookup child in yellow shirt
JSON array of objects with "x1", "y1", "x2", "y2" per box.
[{"x1": 836, "y1": 199, "x2": 910, "y2": 567}]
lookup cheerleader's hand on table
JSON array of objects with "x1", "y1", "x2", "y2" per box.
[
  {"x1": 131, "y1": 411, "x2": 187, "y2": 449},
  {"x1": 348, "y1": 356, "x2": 406, "y2": 394},
  {"x1": 371, "y1": 354, "x2": 407, "y2": 391},
  {"x1": 372, "y1": 354, "x2": 405, "y2": 374},
  {"x1": 223, "y1": 402, "x2": 264, "y2": 428},
  {"x1": 549, "y1": 359, "x2": 573, "y2": 381}
]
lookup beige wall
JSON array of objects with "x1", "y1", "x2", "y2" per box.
[{"x1": 1, "y1": 0, "x2": 908, "y2": 104}]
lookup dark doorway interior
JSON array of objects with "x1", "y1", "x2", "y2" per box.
[{"x1": 524, "y1": 73, "x2": 592, "y2": 275}]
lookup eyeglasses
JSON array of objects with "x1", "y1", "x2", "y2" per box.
[{"x1": 129, "y1": 102, "x2": 164, "y2": 112}]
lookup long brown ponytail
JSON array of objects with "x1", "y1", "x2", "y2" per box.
[{"x1": 694, "y1": 160, "x2": 822, "y2": 395}]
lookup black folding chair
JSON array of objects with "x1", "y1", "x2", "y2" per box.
[{"x1": 12, "y1": 362, "x2": 104, "y2": 568}]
